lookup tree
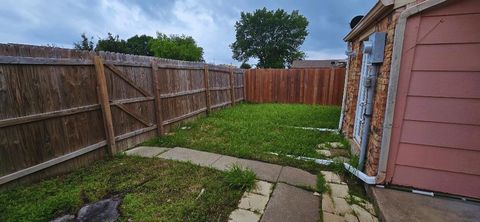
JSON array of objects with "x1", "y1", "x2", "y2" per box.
[
  {"x1": 95, "y1": 33, "x2": 128, "y2": 53},
  {"x1": 148, "y1": 33, "x2": 204, "y2": 62},
  {"x1": 231, "y1": 8, "x2": 308, "y2": 68},
  {"x1": 73, "y1": 33, "x2": 94, "y2": 51},
  {"x1": 240, "y1": 62, "x2": 252, "y2": 69},
  {"x1": 126, "y1": 35, "x2": 154, "y2": 56}
]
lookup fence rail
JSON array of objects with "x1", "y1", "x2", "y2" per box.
[
  {"x1": 245, "y1": 68, "x2": 345, "y2": 105},
  {"x1": 0, "y1": 44, "x2": 245, "y2": 186}
]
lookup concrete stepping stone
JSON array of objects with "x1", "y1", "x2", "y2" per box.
[
  {"x1": 158, "y1": 147, "x2": 222, "y2": 167},
  {"x1": 210, "y1": 155, "x2": 242, "y2": 171},
  {"x1": 321, "y1": 171, "x2": 345, "y2": 184},
  {"x1": 251, "y1": 180, "x2": 274, "y2": 196},
  {"x1": 322, "y1": 195, "x2": 353, "y2": 215},
  {"x1": 351, "y1": 205, "x2": 378, "y2": 222},
  {"x1": 236, "y1": 159, "x2": 283, "y2": 182},
  {"x1": 238, "y1": 192, "x2": 270, "y2": 213},
  {"x1": 261, "y1": 183, "x2": 320, "y2": 222},
  {"x1": 317, "y1": 149, "x2": 332, "y2": 157},
  {"x1": 277, "y1": 166, "x2": 316, "y2": 188},
  {"x1": 229, "y1": 209, "x2": 261, "y2": 222},
  {"x1": 125, "y1": 146, "x2": 169, "y2": 157},
  {"x1": 323, "y1": 212, "x2": 346, "y2": 222},
  {"x1": 211, "y1": 156, "x2": 282, "y2": 182},
  {"x1": 345, "y1": 213, "x2": 360, "y2": 222},
  {"x1": 329, "y1": 183, "x2": 350, "y2": 198}
]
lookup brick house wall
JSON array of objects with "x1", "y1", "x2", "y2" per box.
[{"x1": 341, "y1": 10, "x2": 401, "y2": 176}]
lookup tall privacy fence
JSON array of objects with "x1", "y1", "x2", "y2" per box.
[
  {"x1": 245, "y1": 68, "x2": 346, "y2": 105},
  {"x1": 0, "y1": 44, "x2": 245, "y2": 186}
]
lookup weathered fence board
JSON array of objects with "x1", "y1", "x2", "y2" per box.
[
  {"x1": 245, "y1": 68, "x2": 345, "y2": 105},
  {"x1": 0, "y1": 44, "x2": 245, "y2": 187}
]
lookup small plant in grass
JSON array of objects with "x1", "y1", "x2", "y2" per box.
[
  {"x1": 348, "y1": 155, "x2": 360, "y2": 169},
  {"x1": 223, "y1": 165, "x2": 256, "y2": 191},
  {"x1": 316, "y1": 173, "x2": 329, "y2": 194},
  {"x1": 346, "y1": 193, "x2": 366, "y2": 206}
]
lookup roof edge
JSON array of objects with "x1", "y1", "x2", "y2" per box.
[{"x1": 343, "y1": 1, "x2": 394, "y2": 41}]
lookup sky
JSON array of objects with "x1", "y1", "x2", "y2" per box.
[{"x1": 0, "y1": 0, "x2": 376, "y2": 65}]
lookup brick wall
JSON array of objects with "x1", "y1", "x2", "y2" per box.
[{"x1": 341, "y1": 10, "x2": 401, "y2": 176}]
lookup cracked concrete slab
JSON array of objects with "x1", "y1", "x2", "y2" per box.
[
  {"x1": 321, "y1": 171, "x2": 344, "y2": 184},
  {"x1": 261, "y1": 183, "x2": 319, "y2": 222},
  {"x1": 237, "y1": 159, "x2": 283, "y2": 182},
  {"x1": 238, "y1": 192, "x2": 270, "y2": 213},
  {"x1": 322, "y1": 195, "x2": 353, "y2": 215},
  {"x1": 229, "y1": 209, "x2": 261, "y2": 222},
  {"x1": 329, "y1": 183, "x2": 349, "y2": 198},
  {"x1": 278, "y1": 166, "x2": 316, "y2": 188},
  {"x1": 251, "y1": 180, "x2": 274, "y2": 197},
  {"x1": 124, "y1": 146, "x2": 169, "y2": 157},
  {"x1": 210, "y1": 155, "x2": 242, "y2": 171},
  {"x1": 158, "y1": 147, "x2": 222, "y2": 167}
]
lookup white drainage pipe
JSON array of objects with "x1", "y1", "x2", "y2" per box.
[
  {"x1": 288, "y1": 126, "x2": 339, "y2": 133},
  {"x1": 268, "y1": 152, "x2": 376, "y2": 184},
  {"x1": 343, "y1": 162, "x2": 376, "y2": 184},
  {"x1": 412, "y1": 189, "x2": 434, "y2": 197}
]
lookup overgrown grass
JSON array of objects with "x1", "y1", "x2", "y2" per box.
[
  {"x1": 0, "y1": 156, "x2": 245, "y2": 222},
  {"x1": 144, "y1": 103, "x2": 348, "y2": 171},
  {"x1": 223, "y1": 165, "x2": 256, "y2": 191},
  {"x1": 316, "y1": 173, "x2": 329, "y2": 194}
]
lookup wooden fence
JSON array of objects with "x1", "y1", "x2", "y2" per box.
[
  {"x1": 245, "y1": 68, "x2": 345, "y2": 105},
  {"x1": 0, "y1": 44, "x2": 245, "y2": 186}
]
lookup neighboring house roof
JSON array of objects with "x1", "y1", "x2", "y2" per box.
[{"x1": 291, "y1": 60, "x2": 346, "y2": 68}]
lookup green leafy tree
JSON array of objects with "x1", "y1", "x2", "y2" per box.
[
  {"x1": 95, "y1": 33, "x2": 128, "y2": 53},
  {"x1": 126, "y1": 35, "x2": 154, "y2": 56},
  {"x1": 73, "y1": 33, "x2": 94, "y2": 51},
  {"x1": 148, "y1": 33, "x2": 204, "y2": 61},
  {"x1": 240, "y1": 62, "x2": 252, "y2": 69},
  {"x1": 231, "y1": 8, "x2": 308, "y2": 68}
]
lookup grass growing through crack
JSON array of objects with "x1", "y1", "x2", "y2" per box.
[
  {"x1": 223, "y1": 165, "x2": 256, "y2": 191},
  {"x1": 0, "y1": 156, "x2": 245, "y2": 222},
  {"x1": 144, "y1": 103, "x2": 347, "y2": 171},
  {"x1": 316, "y1": 173, "x2": 330, "y2": 194}
]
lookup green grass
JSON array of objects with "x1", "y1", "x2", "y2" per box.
[
  {"x1": 0, "y1": 156, "x2": 246, "y2": 222},
  {"x1": 144, "y1": 103, "x2": 348, "y2": 171},
  {"x1": 316, "y1": 173, "x2": 329, "y2": 194},
  {"x1": 223, "y1": 165, "x2": 256, "y2": 191}
]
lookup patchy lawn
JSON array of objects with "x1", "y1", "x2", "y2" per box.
[
  {"x1": 144, "y1": 103, "x2": 349, "y2": 172},
  {"x1": 0, "y1": 155, "x2": 246, "y2": 222},
  {"x1": 143, "y1": 103, "x2": 370, "y2": 198}
]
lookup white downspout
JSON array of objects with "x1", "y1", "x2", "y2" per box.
[{"x1": 338, "y1": 45, "x2": 353, "y2": 131}]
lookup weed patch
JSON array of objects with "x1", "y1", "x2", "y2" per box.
[
  {"x1": 316, "y1": 173, "x2": 329, "y2": 194},
  {"x1": 223, "y1": 165, "x2": 256, "y2": 191}
]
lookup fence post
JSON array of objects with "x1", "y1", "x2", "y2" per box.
[
  {"x1": 151, "y1": 61, "x2": 164, "y2": 135},
  {"x1": 328, "y1": 67, "x2": 335, "y2": 105},
  {"x1": 230, "y1": 68, "x2": 235, "y2": 106},
  {"x1": 93, "y1": 55, "x2": 116, "y2": 155},
  {"x1": 243, "y1": 70, "x2": 247, "y2": 101},
  {"x1": 203, "y1": 65, "x2": 211, "y2": 114}
]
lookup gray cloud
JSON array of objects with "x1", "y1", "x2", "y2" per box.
[{"x1": 0, "y1": 0, "x2": 376, "y2": 65}]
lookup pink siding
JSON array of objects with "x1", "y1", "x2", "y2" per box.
[
  {"x1": 386, "y1": 0, "x2": 480, "y2": 198},
  {"x1": 409, "y1": 71, "x2": 480, "y2": 98}
]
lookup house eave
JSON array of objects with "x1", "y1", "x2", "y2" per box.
[{"x1": 343, "y1": 1, "x2": 395, "y2": 42}]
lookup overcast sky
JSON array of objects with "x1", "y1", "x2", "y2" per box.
[{"x1": 0, "y1": 0, "x2": 376, "y2": 65}]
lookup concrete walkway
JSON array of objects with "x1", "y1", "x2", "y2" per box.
[
  {"x1": 369, "y1": 186, "x2": 480, "y2": 222},
  {"x1": 126, "y1": 146, "x2": 320, "y2": 222}
]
